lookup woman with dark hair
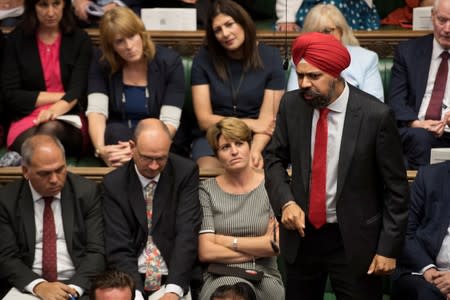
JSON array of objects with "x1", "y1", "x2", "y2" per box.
[
  {"x1": 1, "y1": 0, "x2": 92, "y2": 156},
  {"x1": 198, "y1": 117, "x2": 284, "y2": 300},
  {"x1": 191, "y1": 0, "x2": 285, "y2": 170},
  {"x1": 87, "y1": 7, "x2": 185, "y2": 167}
]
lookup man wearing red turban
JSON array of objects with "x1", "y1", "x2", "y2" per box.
[{"x1": 264, "y1": 32, "x2": 409, "y2": 300}]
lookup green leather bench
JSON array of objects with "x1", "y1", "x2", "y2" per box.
[{"x1": 0, "y1": 55, "x2": 395, "y2": 166}]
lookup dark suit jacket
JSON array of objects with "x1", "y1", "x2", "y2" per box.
[
  {"x1": 264, "y1": 85, "x2": 410, "y2": 275},
  {"x1": 1, "y1": 26, "x2": 92, "y2": 121},
  {"x1": 388, "y1": 34, "x2": 434, "y2": 127},
  {"x1": 394, "y1": 161, "x2": 450, "y2": 279},
  {"x1": 102, "y1": 154, "x2": 202, "y2": 293},
  {"x1": 0, "y1": 172, "x2": 105, "y2": 294}
]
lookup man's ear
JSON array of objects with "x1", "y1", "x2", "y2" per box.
[
  {"x1": 22, "y1": 165, "x2": 29, "y2": 180},
  {"x1": 129, "y1": 140, "x2": 136, "y2": 151}
]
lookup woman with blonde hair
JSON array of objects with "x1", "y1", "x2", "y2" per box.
[
  {"x1": 198, "y1": 117, "x2": 284, "y2": 300},
  {"x1": 87, "y1": 7, "x2": 185, "y2": 166},
  {"x1": 286, "y1": 3, "x2": 384, "y2": 101}
]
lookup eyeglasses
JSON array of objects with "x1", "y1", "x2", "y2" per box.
[{"x1": 136, "y1": 151, "x2": 168, "y2": 164}]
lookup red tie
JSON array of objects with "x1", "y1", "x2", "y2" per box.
[
  {"x1": 309, "y1": 108, "x2": 329, "y2": 229},
  {"x1": 426, "y1": 51, "x2": 449, "y2": 120},
  {"x1": 42, "y1": 197, "x2": 57, "y2": 282}
]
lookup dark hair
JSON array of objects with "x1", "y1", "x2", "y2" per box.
[
  {"x1": 21, "y1": 0, "x2": 76, "y2": 35},
  {"x1": 210, "y1": 282, "x2": 257, "y2": 300},
  {"x1": 90, "y1": 270, "x2": 136, "y2": 300},
  {"x1": 205, "y1": 0, "x2": 263, "y2": 81}
]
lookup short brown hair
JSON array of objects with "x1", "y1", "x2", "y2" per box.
[
  {"x1": 99, "y1": 7, "x2": 155, "y2": 74},
  {"x1": 90, "y1": 270, "x2": 135, "y2": 300},
  {"x1": 206, "y1": 117, "x2": 252, "y2": 154}
]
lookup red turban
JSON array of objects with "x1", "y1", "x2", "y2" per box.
[{"x1": 291, "y1": 32, "x2": 351, "y2": 78}]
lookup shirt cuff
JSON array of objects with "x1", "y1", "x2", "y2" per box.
[
  {"x1": 135, "y1": 290, "x2": 145, "y2": 300},
  {"x1": 68, "y1": 284, "x2": 84, "y2": 297},
  {"x1": 421, "y1": 264, "x2": 437, "y2": 275},
  {"x1": 25, "y1": 278, "x2": 45, "y2": 295},
  {"x1": 165, "y1": 284, "x2": 184, "y2": 298}
]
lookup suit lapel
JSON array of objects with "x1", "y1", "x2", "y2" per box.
[
  {"x1": 128, "y1": 164, "x2": 148, "y2": 233},
  {"x1": 151, "y1": 161, "x2": 172, "y2": 230},
  {"x1": 299, "y1": 101, "x2": 313, "y2": 193},
  {"x1": 335, "y1": 88, "x2": 363, "y2": 202},
  {"x1": 18, "y1": 181, "x2": 36, "y2": 259},
  {"x1": 416, "y1": 35, "x2": 434, "y2": 111},
  {"x1": 60, "y1": 183, "x2": 74, "y2": 252}
]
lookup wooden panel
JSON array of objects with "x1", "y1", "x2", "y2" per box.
[
  {"x1": 0, "y1": 166, "x2": 418, "y2": 185},
  {"x1": 1, "y1": 27, "x2": 432, "y2": 58}
]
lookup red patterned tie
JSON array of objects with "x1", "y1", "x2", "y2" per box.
[
  {"x1": 426, "y1": 51, "x2": 449, "y2": 120},
  {"x1": 309, "y1": 108, "x2": 329, "y2": 229},
  {"x1": 42, "y1": 197, "x2": 57, "y2": 282}
]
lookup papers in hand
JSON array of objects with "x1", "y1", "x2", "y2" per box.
[
  {"x1": 85, "y1": 0, "x2": 126, "y2": 17},
  {"x1": 86, "y1": 2, "x2": 104, "y2": 17},
  {"x1": 56, "y1": 115, "x2": 82, "y2": 129},
  {"x1": 0, "y1": 6, "x2": 24, "y2": 20}
]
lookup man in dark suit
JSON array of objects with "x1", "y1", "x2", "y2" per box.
[
  {"x1": 392, "y1": 161, "x2": 450, "y2": 300},
  {"x1": 0, "y1": 134, "x2": 105, "y2": 300},
  {"x1": 264, "y1": 32, "x2": 410, "y2": 300},
  {"x1": 388, "y1": 0, "x2": 450, "y2": 170},
  {"x1": 102, "y1": 118, "x2": 201, "y2": 300}
]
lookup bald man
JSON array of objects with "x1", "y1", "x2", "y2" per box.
[
  {"x1": 102, "y1": 118, "x2": 201, "y2": 300},
  {"x1": 264, "y1": 32, "x2": 410, "y2": 300}
]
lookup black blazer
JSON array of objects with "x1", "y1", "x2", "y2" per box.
[
  {"x1": 388, "y1": 34, "x2": 434, "y2": 127},
  {"x1": 394, "y1": 161, "x2": 450, "y2": 279},
  {"x1": 0, "y1": 30, "x2": 4, "y2": 125},
  {"x1": 1, "y1": 26, "x2": 92, "y2": 120},
  {"x1": 87, "y1": 45, "x2": 185, "y2": 122},
  {"x1": 0, "y1": 173, "x2": 105, "y2": 293},
  {"x1": 264, "y1": 85, "x2": 410, "y2": 275},
  {"x1": 102, "y1": 154, "x2": 202, "y2": 293}
]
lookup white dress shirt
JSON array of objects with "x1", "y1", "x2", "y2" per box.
[
  {"x1": 134, "y1": 165, "x2": 183, "y2": 300},
  {"x1": 418, "y1": 38, "x2": 450, "y2": 132},
  {"x1": 24, "y1": 182, "x2": 83, "y2": 297},
  {"x1": 310, "y1": 82, "x2": 349, "y2": 223}
]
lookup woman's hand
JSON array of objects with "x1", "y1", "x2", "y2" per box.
[
  {"x1": 97, "y1": 141, "x2": 132, "y2": 167},
  {"x1": 34, "y1": 109, "x2": 56, "y2": 125},
  {"x1": 276, "y1": 22, "x2": 301, "y2": 32},
  {"x1": 250, "y1": 148, "x2": 264, "y2": 169}
]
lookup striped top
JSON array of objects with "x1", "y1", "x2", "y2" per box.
[
  {"x1": 198, "y1": 177, "x2": 284, "y2": 300},
  {"x1": 199, "y1": 178, "x2": 274, "y2": 237}
]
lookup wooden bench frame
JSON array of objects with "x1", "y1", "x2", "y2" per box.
[
  {"x1": 1, "y1": 27, "x2": 431, "y2": 58},
  {"x1": 0, "y1": 166, "x2": 417, "y2": 185}
]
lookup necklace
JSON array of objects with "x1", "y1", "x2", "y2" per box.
[{"x1": 226, "y1": 64, "x2": 246, "y2": 116}]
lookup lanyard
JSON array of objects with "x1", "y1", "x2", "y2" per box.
[{"x1": 226, "y1": 65, "x2": 245, "y2": 116}]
